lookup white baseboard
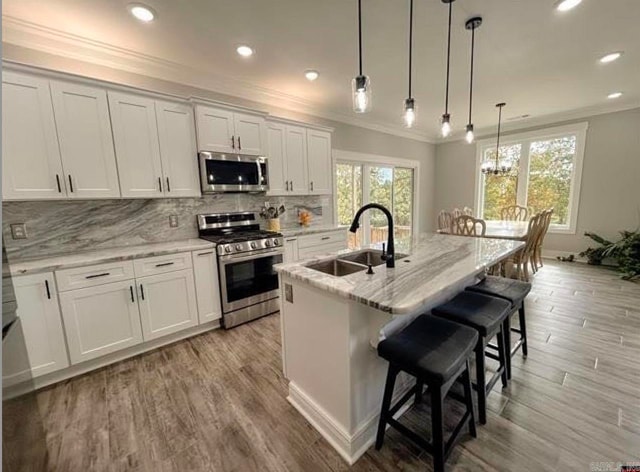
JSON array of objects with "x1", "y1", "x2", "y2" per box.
[{"x1": 542, "y1": 249, "x2": 586, "y2": 262}]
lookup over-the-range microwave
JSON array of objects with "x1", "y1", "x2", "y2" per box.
[{"x1": 199, "y1": 151, "x2": 269, "y2": 193}]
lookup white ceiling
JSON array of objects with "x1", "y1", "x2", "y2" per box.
[{"x1": 3, "y1": 0, "x2": 640, "y2": 142}]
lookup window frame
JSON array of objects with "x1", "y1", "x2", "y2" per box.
[
  {"x1": 333, "y1": 149, "x2": 421, "y2": 246},
  {"x1": 473, "y1": 122, "x2": 588, "y2": 234}
]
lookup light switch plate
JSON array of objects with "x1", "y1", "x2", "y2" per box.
[
  {"x1": 10, "y1": 223, "x2": 27, "y2": 240},
  {"x1": 169, "y1": 215, "x2": 179, "y2": 228}
]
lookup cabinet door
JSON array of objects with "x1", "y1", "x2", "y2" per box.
[
  {"x1": 192, "y1": 250, "x2": 222, "y2": 324},
  {"x1": 283, "y1": 238, "x2": 299, "y2": 264},
  {"x1": 3, "y1": 273, "x2": 69, "y2": 385},
  {"x1": 266, "y1": 122, "x2": 287, "y2": 195},
  {"x1": 156, "y1": 100, "x2": 200, "y2": 197},
  {"x1": 2, "y1": 71, "x2": 65, "y2": 200},
  {"x1": 285, "y1": 125, "x2": 309, "y2": 195},
  {"x1": 194, "y1": 105, "x2": 235, "y2": 153},
  {"x1": 234, "y1": 112, "x2": 266, "y2": 156},
  {"x1": 50, "y1": 81, "x2": 120, "y2": 199},
  {"x1": 59, "y1": 280, "x2": 142, "y2": 364},
  {"x1": 137, "y1": 269, "x2": 198, "y2": 340},
  {"x1": 306, "y1": 129, "x2": 332, "y2": 195},
  {"x1": 108, "y1": 91, "x2": 164, "y2": 198}
]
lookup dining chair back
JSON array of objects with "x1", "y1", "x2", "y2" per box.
[
  {"x1": 451, "y1": 215, "x2": 487, "y2": 237},
  {"x1": 531, "y1": 208, "x2": 554, "y2": 272},
  {"x1": 501, "y1": 205, "x2": 529, "y2": 221},
  {"x1": 437, "y1": 210, "x2": 453, "y2": 233},
  {"x1": 511, "y1": 212, "x2": 546, "y2": 281},
  {"x1": 463, "y1": 206, "x2": 474, "y2": 216},
  {"x1": 452, "y1": 208, "x2": 463, "y2": 219}
]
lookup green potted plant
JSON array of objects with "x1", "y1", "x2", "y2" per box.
[{"x1": 580, "y1": 230, "x2": 640, "y2": 280}]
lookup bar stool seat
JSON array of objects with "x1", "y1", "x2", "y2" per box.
[
  {"x1": 432, "y1": 291, "x2": 512, "y2": 425},
  {"x1": 376, "y1": 315, "x2": 478, "y2": 472}
]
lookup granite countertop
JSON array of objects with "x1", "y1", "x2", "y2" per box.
[
  {"x1": 275, "y1": 233, "x2": 524, "y2": 315},
  {"x1": 280, "y1": 225, "x2": 347, "y2": 238},
  {"x1": 6, "y1": 239, "x2": 216, "y2": 276}
]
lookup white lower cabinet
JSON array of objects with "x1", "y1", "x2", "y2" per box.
[
  {"x1": 283, "y1": 237, "x2": 299, "y2": 264},
  {"x1": 59, "y1": 280, "x2": 143, "y2": 364},
  {"x1": 3, "y1": 273, "x2": 69, "y2": 385},
  {"x1": 137, "y1": 269, "x2": 198, "y2": 341},
  {"x1": 192, "y1": 250, "x2": 222, "y2": 323},
  {"x1": 282, "y1": 231, "x2": 348, "y2": 263}
]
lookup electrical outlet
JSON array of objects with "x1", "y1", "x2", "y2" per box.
[
  {"x1": 169, "y1": 215, "x2": 179, "y2": 228},
  {"x1": 10, "y1": 223, "x2": 27, "y2": 240}
]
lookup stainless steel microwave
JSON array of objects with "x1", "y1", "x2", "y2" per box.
[{"x1": 199, "y1": 151, "x2": 269, "y2": 193}]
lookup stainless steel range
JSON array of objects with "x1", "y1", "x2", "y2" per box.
[{"x1": 197, "y1": 212, "x2": 283, "y2": 328}]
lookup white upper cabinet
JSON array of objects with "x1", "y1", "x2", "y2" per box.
[
  {"x1": 155, "y1": 100, "x2": 200, "y2": 197},
  {"x1": 306, "y1": 129, "x2": 332, "y2": 195},
  {"x1": 266, "y1": 122, "x2": 287, "y2": 195},
  {"x1": 195, "y1": 105, "x2": 266, "y2": 155},
  {"x1": 50, "y1": 81, "x2": 120, "y2": 199},
  {"x1": 285, "y1": 125, "x2": 309, "y2": 195},
  {"x1": 108, "y1": 91, "x2": 164, "y2": 198},
  {"x1": 2, "y1": 71, "x2": 65, "y2": 200}
]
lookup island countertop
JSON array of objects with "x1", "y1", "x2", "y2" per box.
[{"x1": 275, "y1": 233, "x2": 523, "y2": 315}]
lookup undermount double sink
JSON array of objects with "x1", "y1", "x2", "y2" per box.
[{"x1": 306, "y1": 249, "x2": 408, "y2": 277}]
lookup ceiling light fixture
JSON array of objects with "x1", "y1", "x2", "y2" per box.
[
  {"x1": 464, "y1": 16, "x2": 482, "y2": 144},
  {"x1": 352, "y1": 0, "x2": 371, "y2": 113},
  {"x1": 236, "y1": 45, "x2": 254, "y2": 57},
  {"x1": 608, "y1": 92, "x2": 623, "y2": 99},
  {"x1": 403, "y1": 0, "x2": 416, "y2": 128},
  {"x1": 440, "y1": 0, "x2": 455, "y2": 137},
  {"x1": 556, "y1": 0, "x2": 583, "y2": 12},
  {"x1": 305, "y1": 70, "x2": 319, "y2": 81},
  {"x1": 481, "y1": 103, "x2": 513, "y2": 176},
  {"x1": 599, "y1": 52, "x2": 623, "y2": 63},
  {"x1": 128, "y1": 3, "x2": 155, "y2": 22}
]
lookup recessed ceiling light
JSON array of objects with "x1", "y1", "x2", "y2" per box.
[
  {"x1": 236, "y1": 45, "x2": 254, "y2": 57},
  {"x1": 556, "y1": 0, "x2": 583, "y2": 12},
  {"x1": 305, "y1": 70, "x2": 319, "y2": 81},
  {"x1": 599, "y1": 52, "x2": 623, "y2": 64},
  {"x1": 128, "y1": 3, "x2": 155, "y2": 22},
  {"x1": 608, "y1": 92, "x2": 623, "y2": 99}
]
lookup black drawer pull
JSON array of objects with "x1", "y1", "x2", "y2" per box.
[
  {"x1": 285, "y1": 238, "x2": 297, "y2": 242},
  {"x1": 55, "y1": 174, "x2": 62, "y2": 193},
  {"x1": 140, "y1": 284, "x2": 145, "y2": 300},
  {"x1": 45, "y1": 280, "x2": 51, "y2": 299},
  {"x1": 85, "y1": 272, "x2": 110, "y2": 279},
  {"x1": 197, "y1": 251, "x2": 213, "y2": 256},
  {"x1": 130, "y1": 285, "x2": 135, "y2": 303},
  {"x1": 321, "y1": 236, "x2": 331, "y2": 241},
  {"x1": 155, "y1": 262, "x2": 175, "y2": 267},
  {"x1": 68, "y1": 175, "x2": 74, "y2": 193}
]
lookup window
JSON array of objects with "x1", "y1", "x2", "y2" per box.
[
  {"x1": 335, "y1": 151, "x2": 418, "y2": 249},
  {"x1": 475, "y1": 123, "x2": 587, "y2": 233}
]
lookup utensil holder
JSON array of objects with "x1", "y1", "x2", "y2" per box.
[{"x1": 267, "y1": 218, "x2": 281, "y2": 232}]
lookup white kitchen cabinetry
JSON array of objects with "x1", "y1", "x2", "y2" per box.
[
  {"x1": 137, "y1": 269, "x2": 198, "y2": 341},
  {"x1": 59, "y1": 280, "x2": 143, "y2": 364},
  {"x1": 2, "y1": 273, "x2": 69, "y2": 385},
  {"x1": 306, "y1": 129, "x2": 332, "y2": 195},
  {"x1": 195, "y1": 105, "x2": 266, "y2": 156},
  {"x1": 192, "y1": 249, "x2": 222, "y2": 323},
  {"x1": 283, "y1": 237, "x2": 299, "y2": 264},
  {"x1": 266, "y1": 122, "x2": 287, "y2": 195},
  {"x1": 285, "y1": 125, "x2": 309, "y2": 195},
  {"x1": 2, "y1": 71, "x2": 65, "y2": 200},
  {"x1": 296, "y1": 231, "x2": 348, "y2": 260},
  {"x1": 156, "y1": 100, "x2": 200, "y2": 197},
  {"x1": 50, "y1": 81, "x2": 120, "y2": 199}
]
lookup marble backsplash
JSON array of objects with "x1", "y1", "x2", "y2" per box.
[{"x1": 2, "y1": 194, "x2": 331, "y2": 261}]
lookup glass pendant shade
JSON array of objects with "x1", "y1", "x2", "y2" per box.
[
  {"x1": 352, "y1": 75, "x2": 371, "y2": 113},
  {"x1": 441, "y1": 113, "x2": 451, "y2": 137},
  {"x1": 465, "y1": 124, "x2": 474, "y2": 143},
  {"x1": 403, "y1": 98, "x2": 416, "y2": 128}
]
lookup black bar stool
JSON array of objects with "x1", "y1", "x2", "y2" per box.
[
  {"x1": 465, "y1": 275, "x2": 531, "y2": 379},
  {"x1": 376, "y1": 315, "x2": 478, "y2": 472},
  {"x1": 431, "y1": 291, "x2": 511, "y2": 425}
]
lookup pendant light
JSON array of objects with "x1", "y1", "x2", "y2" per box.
[
  {"x1": 481, "y1": 103, "x2": 513, "y2": 175},
  {"x1": 464, "y1": 16, "x2": 482, "y2": 144},
  {"x1": 352, "y1": 0, "x2": 371, "y2": 113},
  {"x1": 403, "y1": 0, "x2": 416, "y2": 128},
  {"x1": 440, "y1": 0, "x2": 455, "y2": 137}
]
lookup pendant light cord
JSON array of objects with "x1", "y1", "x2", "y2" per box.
[
  {"x1": 408, "y1": 0, "x2": 413, "y2": 98},
  {"x1": 358, "y1": 0, "x2": 363, "y2": 76},
  {"x1": 468, "y1": 27, "x2": 475, "y2": 125},
  {"x1": 495, "y1": 104, "x2": 503, "y2": 167},
  {"x1": 444, "y1": 1, "x2": 452, "y2": 113}
]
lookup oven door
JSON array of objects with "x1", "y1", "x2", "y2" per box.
[
  {"x1": 199, "y1": 152, "x2": 268, "y2": 193},
  {"x1": 218, "y1": 250, "x2": 283, "y2": 313}
]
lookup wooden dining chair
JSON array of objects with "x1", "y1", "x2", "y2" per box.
[
  {"x1": 451, "y1": 215, "x2": 486, "y2": 237},
  {"x1": 509, "y1": 213, "x2": 545, "y2": 281},
  {"x1": 437, "y1": 210, "x2": 453, "y2": 233},
  {"x1": 463, "y1": 206, "x2": 474, "y2": 216},
  {"x1": 531, "y1": 208, "x2": 554, "y2": 272},
  {"x1": 500, "y1": 205, "x2": 529, "y2": 221},
  {"x1": 452, "y1": 208, "x2": 463, "y2": 219}
]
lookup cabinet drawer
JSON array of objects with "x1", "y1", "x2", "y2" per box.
[
  {"x1": 56, "y1": 260, "x2": 135, "y2": 292},
  {"x1": 298, "y1": 241, "x2": 348, "y2": 260},
  {"x1": 133, "y1": 252, "x2": 193, "y2": 278},
  {"x1": 297, "y1": 231, "x2": 347, "y2": 249}
]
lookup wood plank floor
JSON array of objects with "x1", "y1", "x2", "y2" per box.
[{"x1": 5, "y1": 260, "x2": 640, "y2": 471}]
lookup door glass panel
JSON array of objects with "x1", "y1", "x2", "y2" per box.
[
  {"x1": 204, "y1": 160, "x2": 260, "y2": 186},
  {"x1": 481, "y1": 144, "x2": 522, "y2": 220},
  {"x1": 369, "y1": 166, "x2": 393, "y2": 245},
  {"x1": 393, "y1": 167, "x2": 414, "y2": 247},
  {"x1": 336, "y1": 163, "x2": 363, "y2": 249},
  {"x1": 224, "y1": 254, "x2": 282, "y2": 303}
]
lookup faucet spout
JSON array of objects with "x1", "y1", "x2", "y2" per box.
[{"x1": 349, "y1": 203, "x2": 395, "y2": 268}]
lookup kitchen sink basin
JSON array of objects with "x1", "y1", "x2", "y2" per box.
[
  {"x1": 306, "y1": 259, "x2": 368, "y2": 277},
  {"x1": 338, "y1": 249, "x2": 407, "y2": 266}
]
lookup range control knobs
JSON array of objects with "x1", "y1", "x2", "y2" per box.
[
  {"x1": 265, "y1": 240, "x2": 272, "y2": 247},
  {"x1": 273, "y1": 239, "x2": 280, "y2": 246},
  {"x1": 235, "y1": 244, "x2": 242, "y2": 251},
  {"x1": 250, "y1": 241, "x2": 257, "y2": 249},
  {"x1": 224, "y1": 245, "x2": 232, "y2": 253}
]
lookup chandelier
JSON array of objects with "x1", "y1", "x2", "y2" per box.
[{"x1": 481, "y1": 102, "x2": 513, "y2": 175}]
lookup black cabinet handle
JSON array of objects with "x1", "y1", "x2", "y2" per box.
[
  {"x1": 85, "y1": 272, "x2": 110, "y2": 279},
  {"x1": 130, "y1": 285, "x2": 135, "y2": 303},
  {"x1": 311, "y1": 181, "x2": 314, "y2": 191},
  {"x1": 166, "y1": 177, "x2": 171, "y2": 192},
  {"x1": 68, "y1": 175, "x2": 74, "y2": 193},
  {"x1": 231, "y1": 136, "x2": 235, "y2": 149},
  {"x1": 140, "y1": 284, "x2": 145, "y2": 300},
  {"x1": 237, "y1": 136, "x2": 241, "y2": 150},
  {"x1": 158, "y1": 177, "x2": 162, "y2": 192},
  {"x1": 197, "y1": 251, "x2": 213, "y2": 256},
  {"x1": 321, "y1": 236, "x2": 331, "y2": 241},
  {"x1": 55, "y1": 175, "x2": 62, "y2": 193},
  {"x1": 45, "y1": 280, "x2": 51, "y2": 299},
  {"x1": 155, "y1": 262, "x2": 174, "y2": 267}
]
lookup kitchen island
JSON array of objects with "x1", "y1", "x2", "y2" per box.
[{"x1": 275, "y1": 233, "x2": 523, "y2": 464}]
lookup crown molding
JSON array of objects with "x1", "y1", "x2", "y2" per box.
[{"x1": 2, "y1": 15, "x2": 436, "y2": 144}]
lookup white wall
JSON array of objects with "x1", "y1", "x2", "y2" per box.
[
  {"x1": 434, "y1": 107, "x2": 640, "y2": 254},
  {"x1": 2, "y1": 43, "x2": 436, "y2": 233}
]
